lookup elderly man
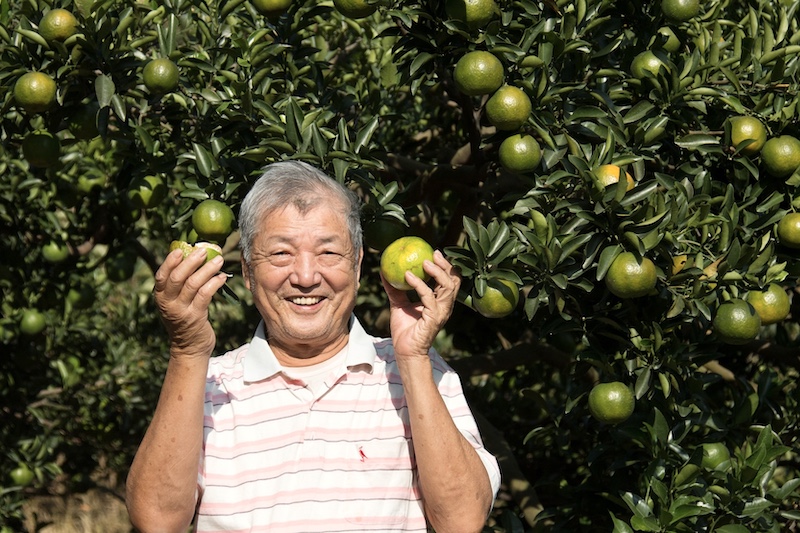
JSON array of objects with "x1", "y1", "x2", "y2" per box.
[{"x1": 126, "y1": 161, "x2": 500, "y2": 532}]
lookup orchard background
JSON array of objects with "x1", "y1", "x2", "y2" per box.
[{"x1": 2, "y1": 0, "x2": 800, "y2": 530}]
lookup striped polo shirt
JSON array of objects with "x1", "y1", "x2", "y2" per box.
[{"x1": 195, "y1": 316, "x2": 501, "y2": 532}]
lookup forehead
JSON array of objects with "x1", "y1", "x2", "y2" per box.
[{"x1": 260, "y1": 203, "x2": 349, "y2": 241}]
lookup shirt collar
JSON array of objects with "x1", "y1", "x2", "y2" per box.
[{"x1": 242, "y1": 314, "x2": 377, "y2": 383}]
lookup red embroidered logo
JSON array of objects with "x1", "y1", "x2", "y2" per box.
[{"x1": 358, "y1": 447, "x2": 367, "y2": 462}]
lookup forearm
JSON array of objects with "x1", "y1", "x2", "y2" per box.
[
  {"x1": 399, "y1": 358, "x2": 493, "y2": 533},
  {"x1": 126, "y1": 353, "x2": 209, "y2": 533}
]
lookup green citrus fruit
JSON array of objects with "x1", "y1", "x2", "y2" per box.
[
  {"x1": 22, "y1": 131, "x2": 61, "y2": 168},
  {"x1": 445, "y1": 0, "x2": 499, "y2": 30},
  {"x1": 14, "y1": 72, "x2": 57, "y2": 114},
  {"x1": 68, "y1": 102, "x2": 100, "y2": 140},
  {"x1": 127, "y1": 175, "x2": 167, "y2": 209},
  {"x1": 656, "y1": 26, "x2": 681, "y2": 53},
  {"x1": 605, "y1": 252, "x2": 657, "y2": 298},
  {"x1": 588, "y1": 381, "x2": 635, "y2": 425},
  {"x1": 380, "y1": 236, "x2": 435, "y2": 291},
  {"x1": 169, "y1": 240, "x2": 222, "y2": 263},
  {"x1": 76, "y1": 172, "x2": 107, "y2": 194},
  {"x1": 701, "y1": 442, "x2": 731, "y2": 470},
  {"x1": 485, "y1": 85, "x2": 532, "y2": 131},
  {"x1": 472, "y1": 278, "x2": 520, "y2": 318},
  {"x1": 631, "y1": 50, "x2": 669, "y2": 79},
  {"x1": 252, "y1": 0, "x2": 292, "y2": 18},
  {"x1": 363, "y1": 217, "x2": 406, "y2": 251},
  {"x1": 777, "y1": 212, "x2": 800, "y2": 248},
  {"x1": 713, "y1": 299, "x2": 761, "y2": 345},
  {"x1": 729, "y1": 116, "x2": 767, "y2": 156},
  {"x1": 761, "y1": 135, "x2": 800, "y2": 178},
  {"x1": 746, "y1": 284, "x2": 790, "y2": 325},
  {"x1": 453, "y1": 51, "x2": 504, "y2": 96},
  {"x1": 39, "y1": 8, "x2": 78, "y2": 41},
  {"x1": 192, "y1": 199, "x2": 236, "y2": 244},
  {"x1": 333, "y1": 0, "x2": 376, "y2": 18},
  {"x1": 143, "y1": 58, "x2": 180, "y2": 94},
  {"x1": 593, "y1": 164, "x2": 635, "y2": 191},
  {"x1": 66, "y1": 283, "x2": 95, "y2": 310},
  {"x1": 9, "y1": 464, "x2": 35, "y2": 486},
  {"x1": 661, "y1": 0, "x2": 700, "y2": 21},
  {"x1": 42, "y1": 240, "x2": 70, "y2": 263},
  {"x1": 499, "y1": 134, "x2": 541, "y2": 173},
  {"x1": 19, "y1": 309, "x2": 46, "y2": 336}
]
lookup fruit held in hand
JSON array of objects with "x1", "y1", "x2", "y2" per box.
[
  {"x1": 380, "y1": 236, "x2": 434, "y2": 290},
  {"x1": 170, "y1": 240, "x2": 222, "y2": 263}
]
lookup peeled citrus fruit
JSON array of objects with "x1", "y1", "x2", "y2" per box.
[{"x1": 170, "y1": 240, "x2": 222, "y2": 263}]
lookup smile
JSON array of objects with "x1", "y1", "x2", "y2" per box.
[{"x1": 289, "y1": 296, "x2": 323, "y2": 305}]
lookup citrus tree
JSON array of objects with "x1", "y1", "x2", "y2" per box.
[{"x1": 2, "y1": 0, "x2": 800, "y2": 530}]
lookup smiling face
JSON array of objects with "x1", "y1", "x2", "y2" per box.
[{"x1": 242, "y1": 201, "x2": 363, "y2": 366}]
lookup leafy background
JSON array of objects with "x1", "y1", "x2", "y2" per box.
[{"x1": 1, "y1": 0, "x2": 799, "y2": 530}]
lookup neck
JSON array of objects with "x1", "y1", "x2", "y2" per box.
[{"x1": 269, "y1": 333, "x2": 350, "y2": 368}]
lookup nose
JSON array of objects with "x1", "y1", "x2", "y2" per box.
[{"x1": 289, "y1": 252, "x2": 322, "y2": 287}]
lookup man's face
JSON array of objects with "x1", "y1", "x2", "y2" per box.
[{"x1": 243, "y1": 202, "x2": 362, "y2": 364}]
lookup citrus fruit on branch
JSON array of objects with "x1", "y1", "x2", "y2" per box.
[
  {"x1": 453, "y1": 51, "x2": 504, "y2": 96},
  {"x1": 445, "y1": 0, "x2": 499, "y2": 30},
  {"x1": 472, "y1": 278, "x2": 519, "y2": 318},
  {"x1": 192, "y1": 199, "x2": 236, "y2": 245},
  {"x1": 485, "y1": 85, "x2": 531, "y2": 131},
  {"x1": 588, "y1": 381, "x2": 635, "y2": 425},
  {"x1": 746, "y1": 284, "x2": 790, "y2": 325},
  {"x1": 593, "y1": 164, "x2": 635, "y2": 191},
  {"x1": 380, "y1": 236, "x2": 434, "y2": 291},
  {"x1": 143, "y1": 58, "x2": 180, "y2": 94},
  {"x1": 499, "y1": 134, "x2": 541, "y2": 174},
  {"x1": 761, "y1": 135, "x2": 800, "y2": 178},
  {"x1": 729, "y1": 116, "x2": 767, "y2": 156},
  {"x1": 605, "y1": 252, "x2": 657, "y2": 298},
  {"x1": 252, "y1": 0, "x2": 292, "y2": 18},
  {"x1": 14, "y1": 72, "x2": 57, "y2": 114},
  {"x1": 22, "y1": 131, "x2": 61, "y2": 168},
  {"x1": 333, "y1": 0, "x2": 376, "y2": 18},
  {"x1": 777, "y1": 212, "x2": 800, "y2": 248},
  {"x1": 700, "y1": 442, "x2": 731, "y2": 470},
  {"x1": 712, "y1": 299, "x2": 761, "y2": 345},
  {"x1": 39, "y1": 8, "x2": 78, "y2": 42},
  {"x1": 19, "y1": 309, "x2": 47, "y2": 336}
]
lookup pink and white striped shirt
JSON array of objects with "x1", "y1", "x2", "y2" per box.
[{"x1": 195, "y1": 316, "x2": 501, "y2": 532}]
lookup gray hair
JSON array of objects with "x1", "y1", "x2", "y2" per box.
[{"x1": 239, "y1": 161, "x2": 363, "y2": 266}]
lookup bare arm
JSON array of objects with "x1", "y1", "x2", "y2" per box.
[
  {"x1": 126, "y1": 248, "x2": 228, "y2": 532},
  {"x1": 383, "y1": 251, "x2": 494, "y2": 533}
]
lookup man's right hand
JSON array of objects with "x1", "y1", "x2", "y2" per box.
[{"x1": 153, "y1": 247, "x2": 228, "y2": 358}]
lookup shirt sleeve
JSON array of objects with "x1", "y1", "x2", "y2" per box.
[{"x1": 429, "y1": 349, "x2": 502, "y2": 500}]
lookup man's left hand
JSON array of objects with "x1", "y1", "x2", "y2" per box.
[{"x1": 381, "y1": 250, "x2": 461, "y2": 360}]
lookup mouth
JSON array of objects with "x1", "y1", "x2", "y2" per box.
[{"x1": 289, "y1": 296, "x2": 323, "y2": 306}]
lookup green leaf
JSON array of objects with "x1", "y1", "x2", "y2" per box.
[
  {"x1": 95, "y1": 75, "x2": 116, "y2": 108},
  {"x1": 354, "y1": 116, "x2": 379, "y2": 154},
  {"x1": 739, "y1": 496, "x2": 775, "y2": 517}
]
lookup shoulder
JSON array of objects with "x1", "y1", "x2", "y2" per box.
[
  {"x1": 207, "y1": 343, "x2": 249, "y2": 382},
  {"x1": 373, "y1": 337, "x2": 455, "y2": 375}
]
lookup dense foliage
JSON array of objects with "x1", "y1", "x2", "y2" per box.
[{"x1": 1, "y1": 0, "x2": 799, "y2": 530}]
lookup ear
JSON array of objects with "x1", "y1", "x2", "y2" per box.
[
  {"x1": 355, "y1": 247, "x2": 364, "y2": 284},
  {"x1": 241, "y1": 256, "x2": 251, "y2": 290}
]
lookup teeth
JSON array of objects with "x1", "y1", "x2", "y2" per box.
[{"x1": 291, "y1": 296, "x2": 322, "y2": 305}]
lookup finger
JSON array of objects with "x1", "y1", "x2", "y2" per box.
[
  {"x1": 154, "y1": 249, "x2": 186, "y2": 293},
  {"x1": 177, "y1": 254, "x2": 225, "y2": 306},
  {"x1": 190, "y1": 270, "x2": 229, "y2": 310},
  {"x1": 380, "y1": 271, "x2": 411, "y2": 306}
]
